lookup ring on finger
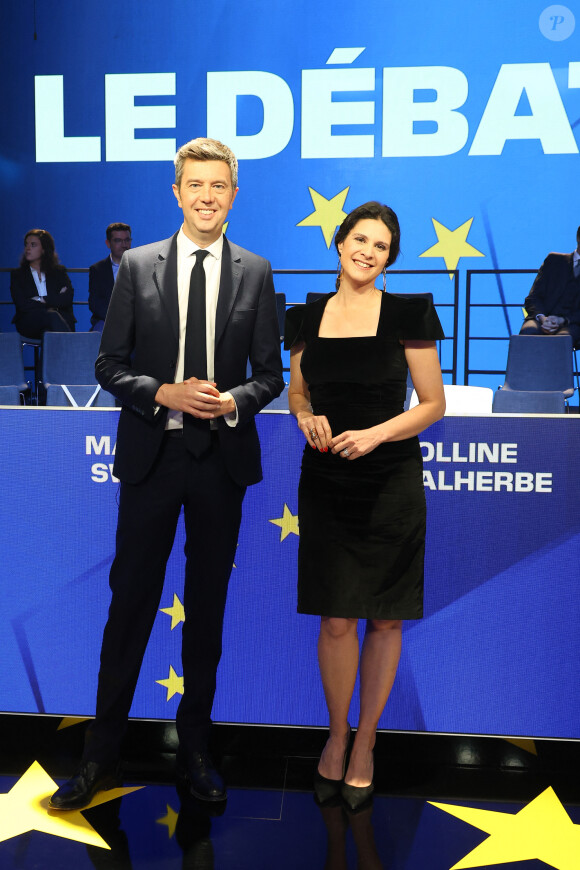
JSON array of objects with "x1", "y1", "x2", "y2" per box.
[
  {"x1": 310, "y1": 429, "x2": 318, "y2": 440},
  {"x1": 342, "y1": 448, "x2": 349, "y2": 457}
]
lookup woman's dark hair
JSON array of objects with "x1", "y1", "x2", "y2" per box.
[
  {"x1": 334, "y1": 201, "x2": 401, "y2": 268},
  {"x1": 20, "y1": 228, "x2": 60, "y2": 272}
]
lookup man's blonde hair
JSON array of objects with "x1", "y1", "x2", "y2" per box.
[{"x1": 174, "y1": 138, "x2": 238, "y2": 190}]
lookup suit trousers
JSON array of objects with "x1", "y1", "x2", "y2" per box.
[
  {"x1": 16, "y1": 308, "x2": 73, "y2": 339},
  {"x1": 84, "y1": 430, "x2": 246, "y2": 764},
  {"x1": 519, "y1": 318, "x2": 580, "y2": 348}
]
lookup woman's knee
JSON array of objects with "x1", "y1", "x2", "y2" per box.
[
  {"x1": 320, "y1": 616, "x2": 358, "y2": 639},
  {"x1": 367, "y1": 618, "x2": 402, "y2": 633}
]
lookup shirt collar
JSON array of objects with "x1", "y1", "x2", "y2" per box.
[
  {"x1": 574, "y1": 249, "x2": 580, "y2": 266},
  {"x1": 177, "y1": 226, "x2": 224, "y2": 261}
]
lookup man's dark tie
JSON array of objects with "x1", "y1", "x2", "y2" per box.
[
  {"x1": 574, "y1": 259, "x2": 580, "y2": 279},
  {"x1": 183, "y1": 249, "x2": 211, "y2": 457}
]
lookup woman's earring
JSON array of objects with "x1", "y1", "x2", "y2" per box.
[
  {"x1": 382, "y1": 268, "x2": 387, "y2": 293},
  {"x1": 336, "y1": 258, "x2": 342, "y2": 291}
]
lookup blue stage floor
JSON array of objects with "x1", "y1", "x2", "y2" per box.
[{"x1": 0, "y1": 717, "x2": 579, "y2": 869}]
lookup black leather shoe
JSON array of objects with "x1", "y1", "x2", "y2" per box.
[
  {"x1": 176, "y1": 752, "x2": 226, "y2": 802},
  {"x1": 49, "y1": 760, "x2": 122, "y2": 811}
]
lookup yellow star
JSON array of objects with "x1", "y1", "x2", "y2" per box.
[
  {"x1": 57, "y1": 717, "x2": 91, "y2": 731},
  {"x1": 503, "y1": 737, "x2": 537, "y2": 756},
  {"x1": 0, "y1": 761, "x2": 142, "y2": 849},
  {"x1": 269, "y1": 504, "x2": 299, "y2": 541},
  {"x1": 160, "y1": 593, "x2": 185, "y2": 630},
  {"x1": 430, "y1": 786, "x2": 580, "y2": 869},
  {"x1": 419, "y1": 217, "x2": 484, "y2": 277},
  {"x1": 156, "y1": 803, "x2": 178, "y2": 838},
  {"x1": 297, "y1": 187, "x2": 349, "y2": 248},
  {"x1": 223, "y1": 221, "x2": 228, "y2": 234},
  {"x1": 156, "y1": 665, "x2": 184, "y2": 701}
]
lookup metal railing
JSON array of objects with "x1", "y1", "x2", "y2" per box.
[
  {"x1": 274, "y1": 268, "x2": 458, "y2": 382},
  {"x1": 465, "y1": 269, "x2": 539, "y2": 381},
  {"x1": 1, "y1": 266, "x2": 459, "y2": 381},
  {"x1": 465, "y1": 268, "x2": 579, "y2": 403}
]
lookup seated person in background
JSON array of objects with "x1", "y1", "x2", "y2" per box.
[
  {"x1": 519, "y1": 226, "x2": 580, "y2": 348},
  {"x1": 88, "y1": 223, "x2": 132, "y2": 331},
  {"x1": 11, "y1": 229, "x2": 75, "y2": 338}
]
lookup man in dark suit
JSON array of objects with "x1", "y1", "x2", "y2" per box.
[
  {"x1": 520, "y1": 226, "x2": 580, "y2": 347},
  {"x1": 50, "y1": 138, "x2": 283, "y2": 809},
  {"x1": 88, "y1": 223, "x2": 132, "y2": 331}
]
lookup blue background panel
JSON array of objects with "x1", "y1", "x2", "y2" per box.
[
  {"x1": 2, "y1": 1, "x2": 580, "y2": 384},
  {"x1": 1, "y1": 409, "x2": 579, "y2": 739}
]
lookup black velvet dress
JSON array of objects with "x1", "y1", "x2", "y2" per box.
[{"x1": 285, "y1": 292, "x2": 444, "y2": 620}]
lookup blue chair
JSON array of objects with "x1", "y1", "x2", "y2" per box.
[
  {"x1": 40, "y1": 332, "x2": 116, "y2": 407},
  {"x1": 305, "y1": 291, "x2": 326, "y2": 304},
  {"x1": 0, "y1": 334, "x2": 29, "y2": 405},
  {"x1": 493, "y1": 335, "x2": 574, "y2": 414},
  {"x1": 18, "y1": 334, "x2": 42, "y2": 401},
  {"x1": 492, "y1": 389, "x2": 566, "y2": 414}
]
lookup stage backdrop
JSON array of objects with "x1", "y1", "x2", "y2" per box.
[
  {"x1": 1, "y1": 408, "x2": 579, "y2": 740},
  {"x1": 2, "y1": 1, "x2": 580, "y2": 382}
]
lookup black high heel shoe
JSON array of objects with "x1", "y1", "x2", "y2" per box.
[
  {"x1": 341, "y1": 780, "x2": 374, "y2": 812},
  {"x1": 314, "y1": 726, "x2": 351, "y2": 804},
  {"x1": 341, "y1": 751, "x2": 374, "y2": 812}
]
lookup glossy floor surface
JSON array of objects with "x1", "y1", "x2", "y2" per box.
[{"x1": 0, "y1": 716, "x2": 579, "y2": 869}]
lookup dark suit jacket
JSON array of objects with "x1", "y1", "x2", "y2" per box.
[
  {"x1": 96, "y1": 233, "x2": 284, "y2": 487},
  {"x1": 88, "y1": 257, "x2": 115, "y2": 326},
  {"x1": 10, "y1": 265, "x2": 76, "y2": 332},
  {"x1": 523, "y1": 252, "x2": 580, "y2": 326}
]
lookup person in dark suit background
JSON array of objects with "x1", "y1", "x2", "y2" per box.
[
  {"x1": 50, "y1": 138, "x2": 283, "y2": 810},
  {"x1": 10, "y1": 229, "x2": 75, "y2": 337},
  {"x1": 519, "y1": 226, "x2": 580, "y2": 347},
  {"x1": 88, "y1": 223, "x2": 132, "y2": 331}
]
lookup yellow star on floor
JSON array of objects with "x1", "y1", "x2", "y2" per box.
[
  {"x1": 156, "y1": 803, "x2": 178, "y2": 838},
  {"x1": 430, "y1": 786, "x2": 580, "y2": 869},
  {"x1": 57, "y1": 717, "x2": 91, "y2": 731},
  {"x1": 156, "y1": 665, "x2": 184, "y2": 701},
  {"x1": 419, "y1": 217, "x2": 484, "y2": 277},
  {"x1": 297, "y1": 187, "x2": 349, "y2": 248},
  {"x1": 269, "y1": 504, "x2": 299, "y2": 541},
  {"x1": 503, "y1": 737, "x2": 537, "y2": 756},
  {"x1": 160, "y1": 593, "x2": 185, "y2": 629},
  {"x1": 0, "y1": 761, "x2": 142, "y2": 849}
]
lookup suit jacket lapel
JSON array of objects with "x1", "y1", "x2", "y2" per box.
[
  {"x1": 106, "y1": 258, "x2": 114, "y2": 288},
  {"x1": 24, "y1": 268, "x2": 38, "y2": 295},
  {"x1": 153, "y1": 233, "x2": 179, "y2": 343},
  {"x1": 215, "y1": 237, "x2": 243, "y2": 348}
]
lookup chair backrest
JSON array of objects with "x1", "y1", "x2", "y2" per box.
[
  {"x1": 41, "y1": 332, "x2": 102, "y2": 386},
  {"x1": 0, "y1": 386, "x2": 23, "y2": 405},
  {"x1": 45, "y1": 384, "x2": 116, "y2": 407},
  {"x1": 492, "y1": 389, "x2": 566, "y2": 414},
  {"x1": 305, "y1": 292, "x2": 325, "y2": 305},
  {"x1": 503, "y1": 335, "x2": 574, "y2": 396},
  {"x1": 410, "y1": 384, "x2": 493, "y2": 415},
  {"x1": 275, "y1": 292, "x2": 286, "y2": 340},
  {"x1": 0, "y1": 333, "x2": 27, "y2": 390}
]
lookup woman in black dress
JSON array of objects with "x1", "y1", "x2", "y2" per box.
[
  {"x1": 11, "y1": 229, "x2": 75, "y2": 338},
  {"x1": 286, "y1": 202, "x2": 445, "y2": 809}
]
